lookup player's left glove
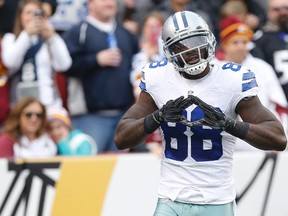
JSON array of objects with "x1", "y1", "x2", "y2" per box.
[{"x1": 180, "y1": 95, "x2": 249, "y2": 139}]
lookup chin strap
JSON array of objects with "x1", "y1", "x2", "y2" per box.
[{"x1": 183, "y1": 60, "x2": 208, "y2": 76}]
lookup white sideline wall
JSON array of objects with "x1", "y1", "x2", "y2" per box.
[{"x1": 0, "y1": 152, "x2": 287, "y2": 216}]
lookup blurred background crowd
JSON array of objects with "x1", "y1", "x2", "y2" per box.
[{"x1": 0, "y1": 0, "x2": 287, "y2": 158}]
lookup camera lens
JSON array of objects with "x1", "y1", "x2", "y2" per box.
[{"x1": 34, "y1": 9, "x2": 43, "y2": 17}]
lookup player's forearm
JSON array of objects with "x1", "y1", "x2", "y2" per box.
[
  {"x1": 114, "y1": 118, "x2": 148, "y2": 150},
  {"x1": 242, "y1": 121, "x2": 287, "y2": 151}
]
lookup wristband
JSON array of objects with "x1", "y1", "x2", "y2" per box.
[
  {"x1": 224, "y1": 118, "x2": 249, "y2": 139},
  {"x1": 144, "y1": 110, "x2": 162, "y2": 134}
]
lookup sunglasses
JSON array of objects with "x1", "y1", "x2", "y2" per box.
[
  {"x1": 23, "y1": 112, "x2": 44, "y2": 119},
  {"x1": 272, "y1": 5, "x2": 288, "y2": 12}
]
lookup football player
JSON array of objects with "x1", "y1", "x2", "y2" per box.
[{"x1": 114, "y1": 11, "x2": 287, "y2": 216}]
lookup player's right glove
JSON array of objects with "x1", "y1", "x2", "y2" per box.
[{"x1": 144, "y1": 96, "x2": 193, "y2": 134}]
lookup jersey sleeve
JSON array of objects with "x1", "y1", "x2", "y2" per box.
[
  {"x1": 139, "y1": 60, "x2": 169, "y2": 93},
  {"x1": 139, "y1": 63, "x2": 149, "y2": 92},
  {"x1": 227, "y1": 63, "x2": 259, "y2": 112},
  {"x1": 139, "y1": 60, "x2": 173, "y2": 108}
]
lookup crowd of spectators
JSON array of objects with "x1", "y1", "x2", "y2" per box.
[{"x1": 0, "y1": 0, "x2": 287, "y2": 159}]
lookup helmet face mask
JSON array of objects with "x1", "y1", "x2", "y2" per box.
[
  {"x1": 162, "y1": 11, "x2": 216, "y2": 75},
  {"x1": 168, "y1": 36, "x2": 209, "y2": 70}
]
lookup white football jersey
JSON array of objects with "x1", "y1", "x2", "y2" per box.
[{"x1": 140, "y1": 60, "x2": 258, "y2": 204}]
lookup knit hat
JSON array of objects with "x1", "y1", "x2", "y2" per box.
[
  {"x1": 47, "y1": 107, "x2": 71, "y2": 128},
  {"x1": 220, "y1": 16, "x2": 253, "y2": 43}
]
